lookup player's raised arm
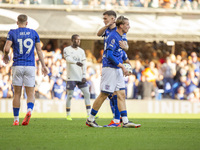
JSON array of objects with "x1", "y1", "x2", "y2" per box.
[
  {"x1": 97, "y1": 10, "x2": 116, "y2": 37},
  {"x1": 97, "y1": 20, "x2": 115, "y2": 36}
]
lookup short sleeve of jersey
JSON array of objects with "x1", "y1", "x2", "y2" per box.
[
  {"x1": 122, "y1": 50, "x2": 128, "y2": 61},
  {"x1": 7, "y1": 30, "x2": 13, "y2": 41},
  {"x1": 34, "y1": 30, "x2": 40, "y2": 43},
  {"x1": 106, "y1": 36, "x2": 117, "y2": 51}
]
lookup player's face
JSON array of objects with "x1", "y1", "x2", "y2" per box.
[
  {"x1": 122, "y1": 20, "x2": 130, "y2": 33},
  {"x1": 73, "y1": 36, "x2": 80, "y2": 47},
  {"x1": 103, "y1": 15, "x2": 114, "y2": 25}
]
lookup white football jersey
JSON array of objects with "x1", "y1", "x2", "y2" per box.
[{"x1": 63, "y1": 46, "x2": 86, "y2": 81}]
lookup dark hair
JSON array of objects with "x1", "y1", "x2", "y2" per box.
[
  {"x1": 103, "y1": 10, "x2": 117, "y2": 18},
  {"x1": 71, "y1": 34, "x2": 79, "y2": 41},
  {"x1": 17, "y1": 14, "x2": 27, "y2": 23},
  {"x1": 116, "y1": 16, "x2": 128, "y2": 27}
]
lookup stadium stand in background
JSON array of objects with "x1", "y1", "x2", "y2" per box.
[
  {"x1": 0, "y1": 0, "x2": 199, "y2": 101},
  {"x1": 0, "y1": 0, "x2": 200, "y2": 10}
]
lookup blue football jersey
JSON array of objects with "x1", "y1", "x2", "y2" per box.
[
  {"x1": 103, "y1": 27, "x2": 128, "y2": 42},
  {"x1": 122, "y1": 50, "x2": 128, "y2": 62},
  {"x1": 102, "y1": 30, "x2": 125, "y2": 68},
  {"x1": 7, "y1": 28, "x2": 40, "y2": 66},
  {"x1": 103, "y1": 27, "x2": 127, "y2": 50}
]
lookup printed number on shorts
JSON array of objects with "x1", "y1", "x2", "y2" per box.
[{"x1": 17, "y1": 38, "x2": 33, "y2": 54}]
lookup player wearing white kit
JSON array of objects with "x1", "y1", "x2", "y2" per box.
[
  {"x1": 63, "y1": 34, "x2": 91, "y2": 120},
  {"x1": 3, "y1": 14, "x2": 48, "y2": 126},
  {"x1": 86, "y1": 16, "x2": 141, "y2": 128}
]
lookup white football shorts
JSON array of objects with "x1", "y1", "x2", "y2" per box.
[
  {"x1": 12, "y1": 66, "x2": 36, "y2": 87},
  {"x1": 100, "y1": 67, "x2": 125, "y2": 94}
]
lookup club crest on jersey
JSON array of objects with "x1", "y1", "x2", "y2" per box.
[
  {"x1": 105, "y1": 85, "x2": 110, "y2": 90},
  {"x1": 111, "y1": 39, "x2": 115, "y2": 44}
]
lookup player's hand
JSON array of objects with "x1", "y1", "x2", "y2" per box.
[
  {"x1": 106, "y1": 19, "x2": 115, "y2": 27},
  {"x1": 82, "y1": 78, "x2": 87, "y2": 83},
  {"x1": 42, "y1": 66, "x2": 49, "y2": 77},
  {"x1": 119, "y1": 41, "x2": 128, "y2": 50},
  {"x1": 3, "y1": 55, "x2": 9, "y2": 64},
  {"x1": 122, "y1": 66, "x2": 129, "y2": 77},
  {"x1": 76, "y1": 62, "x2": 83, "y2": 67}
]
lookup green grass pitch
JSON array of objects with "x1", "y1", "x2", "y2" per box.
[{"x1": 0, "y1": 113, "x2": 200, "y2": 150}]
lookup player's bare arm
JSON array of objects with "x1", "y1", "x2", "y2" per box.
[
  {"x1": 35, "y1": 42, "x2": 49, "y2": 76},
  {"x1": 119, "y1": 41, "x2": 129, "y2": 51},
  {"x1": 97, "y1": 19, "x2": 115, "y2": 36},
  {"x1": 117, "y1": 63, "x2": 129, "y2": 76},
  {"x1": 124, "y1": 58, "x2": 131, "y2": 66},
  {"x1": 3, "y1": 40, "x2": 12, "y2": 64}
]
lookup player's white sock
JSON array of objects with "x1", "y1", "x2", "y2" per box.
[
  {"x1": 114, "y1": 119, "x2": 120, "y2": 123},
  {"x1": 14, "y1": 116, "x2": 19, "y2": 122},
  {"x1": 86, "y1": 109, "x2": 90, "y2": 116},
  {"x1": 122, "y1": 117, "x2": 129, "y2": 124},
  {"x1": 88, "y1": 114, "x2": 95, "y2": 122},
  {"x1": 27, "y1": 108, "x2": 32, "y2": 114},
  {"x1": 86, "y1": 105, "x2": 91, "y2": 116}
]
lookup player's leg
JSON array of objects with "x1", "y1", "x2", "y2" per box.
[
  {"x1": 66, "y1": 81, "x2": 76, "y2": 120},
  {"x1": 12, "y1": 66, "x2": 23, "y2": 125},
  {"x1": 86, "y1": 92, "x2": 108, "y2": 127},
  {"x1": 66, "y1": 90, "x2": 73, "y2": 120},
  {"x1": 108, "y1": 94, "x2": 115, "y2": 118},
  {"x1": 104, "y1": 93, "x2": 121, "y2": 127},
  {"x1": 21, "y1": 86, "x2": 35, "y2": 125},
  {"x1": 116, "y1": 69, "x2": 141, "y2": 128},
  {"x1": 22, "y1": 66, "x2": 36, "y2": 126},
  {"x1": 116, "y1": 90, "x2": 141, "y2": 128},
  {"x1": 112, "y1": 94, "x2": 120, "y2": 123},
  {"x1": 12, "y1": 86, "x2": 22, "y2": 125},
  {"x1": 80, "y1": 86, "x2": 91, "y2": 117},
  {"x1": 86, "y1": 68, "x2": 116, "y2": 127}
]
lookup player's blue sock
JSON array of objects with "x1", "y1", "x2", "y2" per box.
[
  {"x1": 91, "y1": 108, "x2": 98, "y2": 116},
  {"x1": 113, "y1": 95, "x2": 120, "y2": 121},
  {"x1": 13, "y1": 108, "x2": 20, "y2": 122},
  {"x1": 13, "y1": 108, "x2": 19, "y2": 116},
  {"x1": 108, "y1": 94, "x2": 115, "y2": 117},
  {"x1": 27, "y1": 102, "x2": 34, "y2": 113},
  {"x1": 120, "y1": 110, "x2": 128, "y2": 123},
  {"x1": 89, "y1": 108, "x2": 98, "y2": 121}
]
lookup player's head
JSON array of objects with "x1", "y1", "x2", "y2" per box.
[
  {"x1": 103, "y1": 10, "x2": 116, "y2": 26},
  {"x1": 116, "y1": 16, "x2": 130, "y2": 33},
  {"x1": 17, "y1": 14, "x2": 28, "y2": 26},
  {"x1": 71, "y1": 34, "x2": 80, "y2": 47}
]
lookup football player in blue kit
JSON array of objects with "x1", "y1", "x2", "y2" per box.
[
  {"x1": 97, "y1": 10, "x2": 130, "y2": 127},
  {"x1": 86, "y1": 16, "x2": 141, "y2": 128},
  {"x1": 3, "y1": 14, "x2": 48, "y2": 126}
]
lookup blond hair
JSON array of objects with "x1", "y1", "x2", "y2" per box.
[{"x1": 116, "y1": 16, "x2": 128, "y2": 27}]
